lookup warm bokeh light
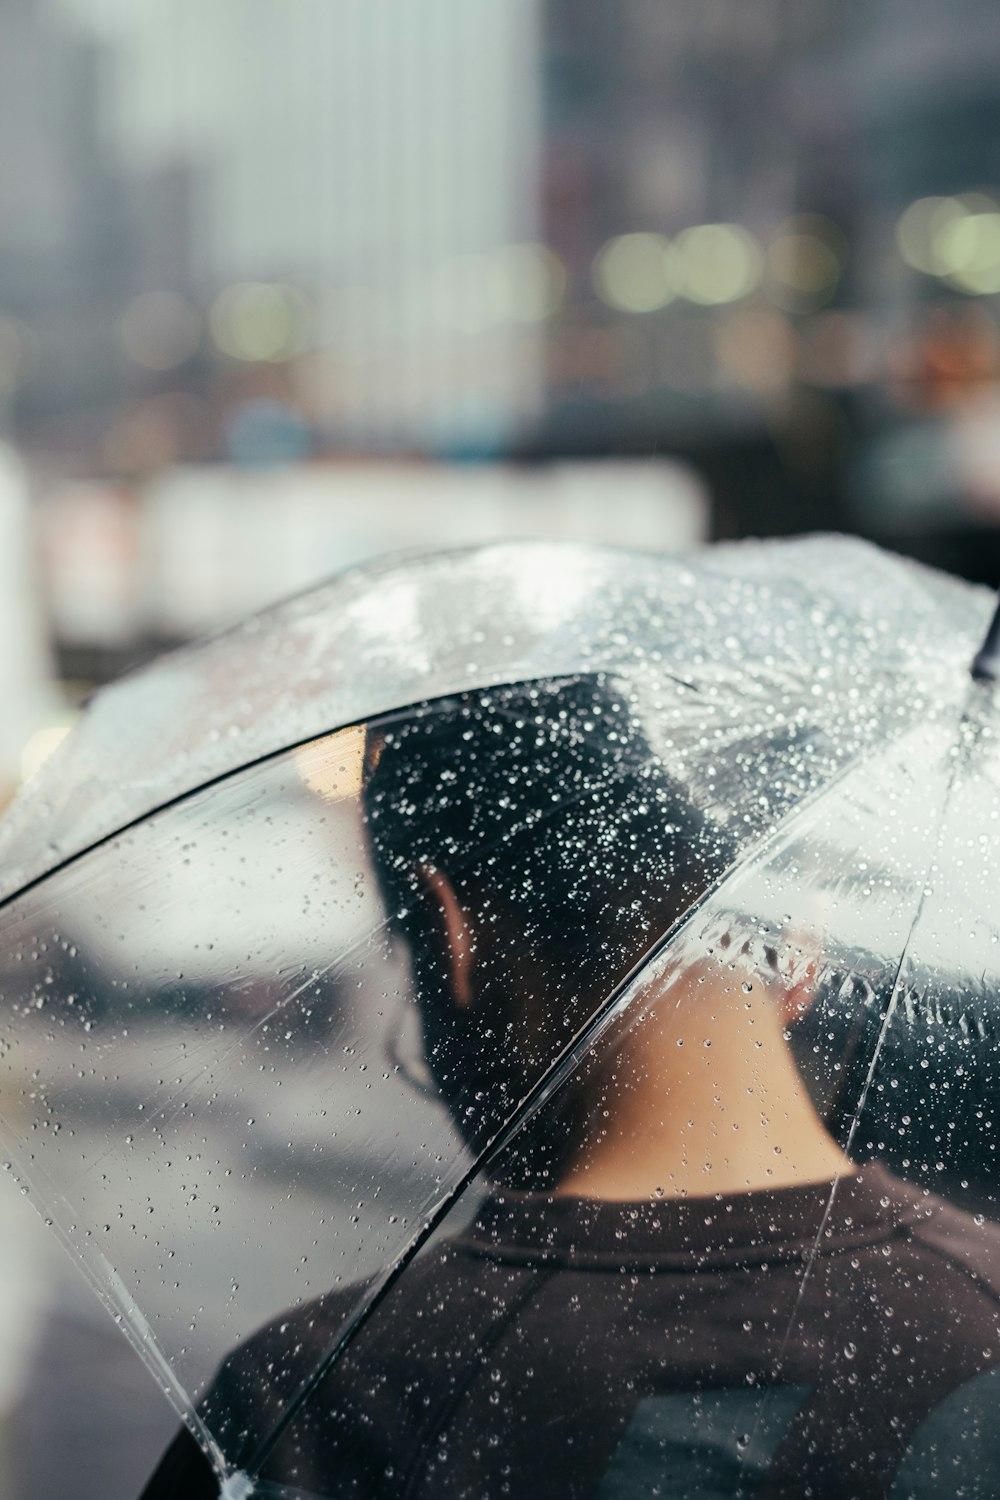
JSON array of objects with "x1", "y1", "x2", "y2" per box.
[
  {"x1": 20, "y1": 723, "x2": 71, "y2": 784},
  {"x1": 592, "y1": 232, "x2": 675, "y2": 314},
  {"x1": 209, "y1": 283, "x2": 311, "y2": 363},
  {"x1": 10, "y1": 7, "x2": 1000, "y2": 1494},
  {"x1": 885, "y1": 301, "x2": 1000, "y2": 412},
  {"x1": 118, "y1": 292, "x2": 203, "y2": 372},
  {"x1": 294, "y1": 724, "x2": 367, "y2": 803},
  {"x1": 672, "y1": 223, "x2": 762, "y2": 305}
]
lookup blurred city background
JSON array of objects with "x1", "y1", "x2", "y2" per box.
[{"x1": 4, "y1": 0, "x2": 1000, "y2": 1494}]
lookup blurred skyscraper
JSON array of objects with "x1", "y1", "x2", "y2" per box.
[
  {"x1": 58, "y1": 0, "x2": 547, "y2": 449},
  {"x1": 538, "y1": 0, "x2": 857, "y2": 438},
  {"x1": 2, "y1": 1, "x2": 1000, "y2": 576},
  {"x1": 0, "y1": 0, "x2": 126, "y2": 438}
]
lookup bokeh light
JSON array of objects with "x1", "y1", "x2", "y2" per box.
[
  {"x1": 896, "y1": 197, "x2": 970, "y2": 276},
  {"x1": 209, "y1": 283, "x2": 311, "y2": 363},
  {"x1": 592, "y1": 232, "x2": 675, "y2": 313},
  {"x1": 431, "y1": 244, "x2": 566, "y2": 333},
  {"x1": 765, "y1": 216, "x2": 843, "y2": 310},
  {"x1": 895, "y1": 195, "x2": 1000, "y2": 292},
  {"x1": 20, "y1": 723, "x2": 71, "y2": 784},
  {"x1": 672, "y1": 223, "x2": 762, "y2": 305},
  {"x1": 118, "y1": 291, "x2": 203, "y2": 372},
  {"x1": 936, "y1": 212, "x2": 1000, "y2": 294}
]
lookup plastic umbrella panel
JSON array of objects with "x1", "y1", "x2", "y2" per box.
[{"x1": 0, "y1": 538, "x2": 998, "y2": 1498}]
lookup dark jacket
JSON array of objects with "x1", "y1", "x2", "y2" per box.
[{"x1": 142, "y1": 1166, "x2": 1000, "y2": 1500}]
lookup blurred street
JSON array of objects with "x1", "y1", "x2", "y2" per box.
[{"x1": 0, "y1": 1049, "x2": 469, "y2": 1498}]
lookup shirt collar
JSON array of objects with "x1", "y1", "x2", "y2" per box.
[{"x1": 454, "y1": 1164, "x2": 933, "y2": 1270}]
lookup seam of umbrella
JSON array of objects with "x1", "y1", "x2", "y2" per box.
[
  {"x1": 0, "y1": 647, "x2": 903, "y2": 918},
  {"x1": 238, "y1": 918, "x2": 698, "y2": 1479},
  {"x1": 236, "y1": 763, "x2": 729, "y2": 1475},
  {"x1": 35, "y1": 668, "x2": 754, "y2": 1169},
  {"x1": 734, "y1": 705, "x2": 972, "y2": 1487},
  {"x1": 238, "y1": 730, "x2": 892, "y2": 1480},
  {"x1": 0, "y1": 667, "x2": 712, "y2": 913},
  {"x1": 76, "y1": 721, "x2": 700, "y2": 1158},
  {"x1": 7, "y1": 641, "x2": 928, "y2": 915},
  {"x1": 0, "y1": 1113, "x2": 226, "y2": 1477}
]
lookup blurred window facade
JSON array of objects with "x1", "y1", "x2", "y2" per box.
[{"x1": 4, "y1": 0, "x2": 1000, "y2": 743}]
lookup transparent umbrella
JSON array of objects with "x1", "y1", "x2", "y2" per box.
[{"x1": 2, "y1": 536, "x2": 1000, "y2": 1500}]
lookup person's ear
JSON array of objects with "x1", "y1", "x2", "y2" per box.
[{"x1": 414, "y1": 863, "x2": 476, "y2": 1008}]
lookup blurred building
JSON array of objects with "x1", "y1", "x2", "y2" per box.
[
  {"x1": 56, "y1": 0, "x2": 547, "y2": 452},
  {"x1": 534, "y1": 0, "x2": 862, "y2": 534},
  {"x1": 0, "y1": 0, "x2": 129, "y2": 448},
  {"x1": 4, "y1": 0, "x2": 1000, "y2": 681}
]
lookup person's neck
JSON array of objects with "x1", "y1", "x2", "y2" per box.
[{"x1": 554, "y1": 984, "x2": 849, "y2": 1202}]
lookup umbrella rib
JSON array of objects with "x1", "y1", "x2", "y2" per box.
[
  {"x1": 153, "y1": 735, "x2": 688, "y2": 1135},
  {"x1": 238, "y1": 906, "x2": 706, "y2": 1478},
  {"x1": 2, "y1": 656, "x2": 866, "y2": 915},
  {"x1": 734, "y1": 702, "x2": 973, "y2": 1485},
  {"x1": 0, "y1": 669, "x2": 699, "y2": 914}
]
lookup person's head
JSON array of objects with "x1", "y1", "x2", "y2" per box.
[{"x1": 362, "y1": 674, "x2": 737, "y2": 1185}]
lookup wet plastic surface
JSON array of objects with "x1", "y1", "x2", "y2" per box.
[{"x1": 2, "y1": 537, "x2": 1000, "y2": 1498}]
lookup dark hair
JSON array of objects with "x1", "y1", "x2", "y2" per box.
[{"x1": 363, "y1": 674, "x2": 735, "y2": 1186}]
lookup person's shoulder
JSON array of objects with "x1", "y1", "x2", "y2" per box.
[
  {"x1": 212, "y1": 1278, "x2": 368, "y2": 1399},
  {"x1": 902, "y1": 1184, "x2": 1000, "y2": 1304},
  {"x1": 209, "y1": 1244, "x2": 471, "y2": 1407},
  {"x1": 140, "y1": 1283, "x2": 377, "y2": 1497},
  {"x1": 199, "y1": 1245, "x2": 497, "y2": 1465}
]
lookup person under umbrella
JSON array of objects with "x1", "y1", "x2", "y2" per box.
[{"x1": 142, "y1": 673, "x2": 1000, "y2": 1500}]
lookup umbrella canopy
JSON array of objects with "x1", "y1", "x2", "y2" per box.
[{"x1": 1, "y1": 536, "x2": 999, "y2": 1500}]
